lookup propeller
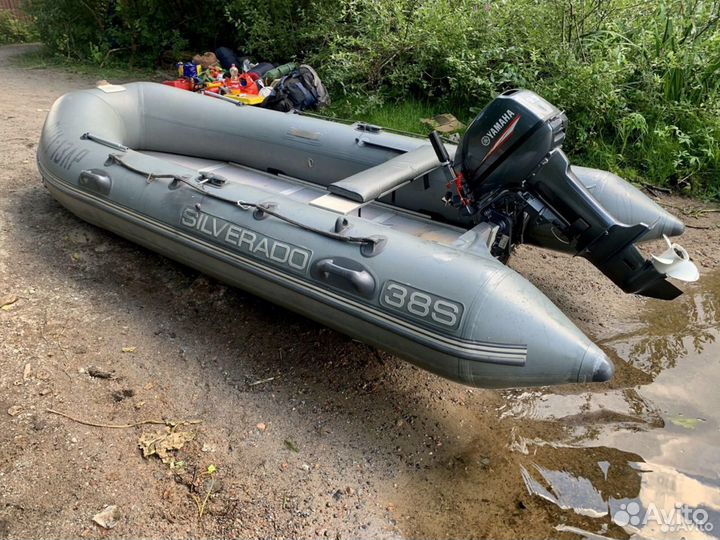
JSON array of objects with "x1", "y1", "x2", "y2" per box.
[{"x1": 651, "y1": 235, "x2": 699, "y2": 283}]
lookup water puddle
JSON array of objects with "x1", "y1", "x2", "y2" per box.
[
  {"x1": 387, "y1": 272, "x2": 719, "y2": 539},
  {"x1": 520, "y1": 463, "x2": 609, "y2": 518},
  {"x1": 509, "y1": 271, "x2": 720, "y2": 539}
]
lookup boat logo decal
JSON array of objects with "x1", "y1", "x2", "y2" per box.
[
  {"x1": 44, "y1": 123, "x2": 89, "y2": 171},
  {"x1": 181, "y1": 207, "x2": 312, "y2": 273},
  {"x1": 480, "y1": 109, "x2": 517, "y2": 146},
  {"x1": 479, "y1": 113, "x2": 522, "y2": 166},
  {"x1": 380, "y1": 281, "x2": 464, "y2": 331}
]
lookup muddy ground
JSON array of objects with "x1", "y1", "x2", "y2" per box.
[{"x1": 1, "y1": 44, "x2": 719, "y2": 539}]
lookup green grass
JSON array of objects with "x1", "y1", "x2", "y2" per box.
[
  {"x1": 9, "y1": 48, "x2": 469, "y2": 139},
  {"x1": 323, "y1": 95, "x2": 473, "y2": 137},
  {"x1": 11, "y1": 48, "x2": 466, "y2": 138},
  {"x1": 15, "y1": 46, "x2": 696, "y2": 198},
  {"x1": 9, "y1": 48, "x2": 462, "y2": 138},
  {"x1": 9, "y1": 47, "x2": 171, "y2": 82},
  {"x1": 12, "y1": 46, "x2": 718, "y2": 201}
]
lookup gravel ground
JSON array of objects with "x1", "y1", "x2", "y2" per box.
[{"x1": 1, "y1": 43, "x2": 719, "y2": 539}]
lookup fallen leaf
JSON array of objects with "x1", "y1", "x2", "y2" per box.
[
  {"x1": 92, "y1": 505, "x2": 120, "y2": 529},
  {"x1": 207, "y1": 464, "x2": 217, "y2": 474},
  {"x1": 420, "y1": 113, "x2": 465, "y2": 133},
  {"x1": 7, "y1": 405, "x2": 23, "y2": 416},
  {"x1": 284, "y1": 439, "x2": 300, "y2": 452},
  {"x1": 87, "y1": 366, "x2": 113, "y2": 379},
  {"x1": 669, "y1": 416, "x2": 703, "y2": 429},
  {"x1": 1, "y1": 294, "x2": 18, "y2": 311},
  {"x1": 121, "y1": 347, "x2": 137, "y2": 353},
  {"x1": 138, "y1": 428, "x2": 194, "y2": 464},
  {"x1": 111, "y1": 389, "x2": 135, "y2": 402}
]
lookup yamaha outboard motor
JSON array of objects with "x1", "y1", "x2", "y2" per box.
[{"x1": 448, "y1": 89, "x2": 688, "y2": 299}]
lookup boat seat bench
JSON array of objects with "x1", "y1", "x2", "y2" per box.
[{"x1": 327, "y1": 144, "x2": 441, "y2": 203}]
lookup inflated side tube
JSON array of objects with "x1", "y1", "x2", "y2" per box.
[{"x1": 573, "y1": 166, "x2": 684, "y2": 240}]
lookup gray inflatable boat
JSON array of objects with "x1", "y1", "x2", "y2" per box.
[{"x1": 37, "y1": 82, "x2": 697, "y2": 388}]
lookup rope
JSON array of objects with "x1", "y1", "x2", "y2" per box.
[
  {"x1": 106, "y1": 153, "x2": 382, "y2": 248},
  {"x1": 106, "y1": 153, "x2": 181, "y2": 183}
]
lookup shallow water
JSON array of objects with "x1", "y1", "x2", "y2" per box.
[
  {"x1": 509, "y1": 271, "x2": 720, "y2": 539},
  {"x1": 387, "y1": 272, "x2": 719, "y2": 539}
]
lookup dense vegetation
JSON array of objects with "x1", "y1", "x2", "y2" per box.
[
  {"x1": 21, "y1": 0, "x2": 720, "y2": 198},
  {"x1": 0, "y1": 10, "x2": 36, "y2": 44}
]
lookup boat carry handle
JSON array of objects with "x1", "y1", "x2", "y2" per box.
[
  {"x1": 81, "y1": 132, "x2": 128, "y2": 152},
  {"x1": 315, "y1": 258, "x2": 375, "y2": 298},
  {"x1": 79, "y1": 169, "x2": 112, "y2": 195}
]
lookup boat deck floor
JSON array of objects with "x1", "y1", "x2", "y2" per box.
[{"x1": 141, "y1": 151, "x2": 465, "y2": 246}]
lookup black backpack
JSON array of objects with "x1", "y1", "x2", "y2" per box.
[{"x1": 264, "y1": 65, "x2": 330, "y2": 112}]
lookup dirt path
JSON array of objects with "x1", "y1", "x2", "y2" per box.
[{"x1": 1, "y1": 44, "x2": 719, "y2": 539}]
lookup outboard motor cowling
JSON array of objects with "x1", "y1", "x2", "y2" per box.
[
  {"x1": 451, "y1": 89, "x2": 695, "y2": 300},
  {"x1": 456, "y1": 89, "x2": 567, "y2": 195}
]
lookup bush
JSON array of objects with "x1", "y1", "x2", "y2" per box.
[
  {"x1": 22, "y1": 0, "x2": 720, "y2": 197},
  {"x1": 24, "y1": 0, "x2": 235, "y2": 66},
  {"x1": 306, "y1": 0, "x2": 720, "y2": 197},
  {"x1": 0, "y1": 10, "x2": 37, "y2": 44}
]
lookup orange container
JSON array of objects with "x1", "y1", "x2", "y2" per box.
[
  {"x1": 162, "y1": 79, "x2": 194, "y2": 91},
  {"x1": 227, "y1": 73, "x2": 259, "y2": 95}
]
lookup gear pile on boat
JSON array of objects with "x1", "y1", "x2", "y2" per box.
[
  {"x1": 37, "y1": 82, "x2": 698, "y2": 388},
  {"x1": 165, "y1": 46, "x2": 330, "y2": 110}
]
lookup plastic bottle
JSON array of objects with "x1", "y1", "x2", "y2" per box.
[{"x1": 229, "y1": 64, "x2": 239, "y2": 82}]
